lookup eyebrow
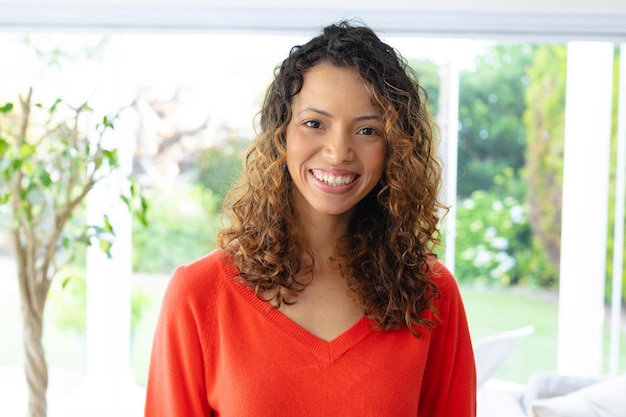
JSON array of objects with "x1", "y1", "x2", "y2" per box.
[{"x1": 298, "y1": 107, "x2": 382, "y2": 122}]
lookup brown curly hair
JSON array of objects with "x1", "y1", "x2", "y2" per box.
[{"x1": 217, "y1": 20, "x2": 447, "y2": 336}]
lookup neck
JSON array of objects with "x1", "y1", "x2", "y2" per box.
[{"x1": 298, "y1": 213, "x2": 350, "y2": 264}]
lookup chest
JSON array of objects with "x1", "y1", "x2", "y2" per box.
[
  {"x1": 204, "y1": 290, "x2": 432, "y2": 417},
  {"x1": 277, "y1": 277, "x2": 365, "y2": 342}
]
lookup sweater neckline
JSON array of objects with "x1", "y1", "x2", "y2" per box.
[{"x1": 218, "y1": 249, "x2": 376, "y2": 364}]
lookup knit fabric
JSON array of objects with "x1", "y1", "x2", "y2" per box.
[{"x1": 145, "y1": 249, "x2": 476, "y2": 416}]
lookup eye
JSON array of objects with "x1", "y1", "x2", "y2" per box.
[
  {"x1": 304, "y1": 120, "x2": 321, "y2": 129},
  {"x1": 359, "y1": 127, "x2": 380, "y2": 136}
]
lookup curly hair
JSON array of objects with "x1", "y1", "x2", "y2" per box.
[{"x1": 217, "y1": 20, "x2": 447, "y2": 336}]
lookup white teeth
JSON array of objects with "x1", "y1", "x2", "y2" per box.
[{"x1": 312, "y1": 170, "x2": 356, "y2": 186}]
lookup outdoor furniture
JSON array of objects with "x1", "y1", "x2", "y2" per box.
[
  {"x1": 474, "y1": 325, "x2": 535, "y2": 389},
  {"x1": 474, "y1": 326, "x2": 626, "y2": 416}
]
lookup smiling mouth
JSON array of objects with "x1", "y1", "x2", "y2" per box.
[{"x1": 311, "y1": 169, "x2": 358, "y2": 186}]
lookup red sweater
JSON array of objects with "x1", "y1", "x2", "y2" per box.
[{"x1": 145, "y1": 249, "x2": 476, "y2": 417}]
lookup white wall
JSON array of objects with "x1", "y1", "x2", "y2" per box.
[
  {"x1": 6, "y1": 0, "x2": 624, "y2": 13},
  {"x1": 1, "y1": 0, "x2": 626, "y2": 40}
]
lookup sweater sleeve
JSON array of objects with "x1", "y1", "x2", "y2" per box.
[
  {"x1": 418, "y1": 262, "x2": 477, "y2": 417},
  {"x1": 144, "y1": 261, "x2": 218, "y2": 417}
]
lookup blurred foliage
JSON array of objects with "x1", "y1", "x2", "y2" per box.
[
  {"x1": 49, "y1": 267, "x2": 152, "y2": 335},
  {"x1": 522, "y1": 44, "x2": 625, "y2": 302},
  {"x1": 410, "y1": 59, "x2": 440, "y2": 116},
  {"x1": 606, "y1": 46, "x2": 626, "y2": 302},
  {"x1": 454, "y1": 168, "x2": 558, "y2": 288},
  {"x1": 194, "y1": 136, "x2": 249, "y2": 207},
  {"x1": 458, "y1": 44, "x2": 537, "y2": 197},
  {"x1": 522, "y1": 44, "x2": 567, "y2": 271},
  {"x1": 131, "y1": 183, "x2": 222, "y2": 274}
]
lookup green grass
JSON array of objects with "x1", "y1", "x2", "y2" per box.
[
  {"x1": 1, "y1": 279, "x2": 625, "y2": 387},
  {"x1": 462, "y1": 286, "x2": 626, "y2": 383},
  {"x1": 462, "y1": 286, "x2": 559, "y2": 383}
]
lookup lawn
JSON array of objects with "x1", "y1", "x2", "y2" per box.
[
  {"x1": 462, "y1": 286, "x2": 626, "y2": 383},
  {"x1": 1, "y1": 273, "x2": 625, "y2": 387},
  {"x1": 462, "y1": 286, "x2": 560, "y2": 383}
]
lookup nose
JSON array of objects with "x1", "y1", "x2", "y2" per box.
[{"x1": 324, "y1": 130, "x2": 353, "y2": 164}]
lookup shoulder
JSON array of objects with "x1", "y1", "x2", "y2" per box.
[
  {"x1": 172, "y1": 248, "x2": 238, "y2": 282},
  {"x1": 427, "y1": 260, "x2": 458, "y2": 293},
  {"x1": 426, "y1": 259, "x2": 466, "y2": 316},
  {"x1": 161, "y1": 249, "x2": 240, "y2": 312}
]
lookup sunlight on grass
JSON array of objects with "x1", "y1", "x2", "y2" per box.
[
  {"x1": 462, "y1": 286, "x2": 559, "y2": 383},
  {"x1": 462, "y1": 286, "x2": 626, "y2": 383}
]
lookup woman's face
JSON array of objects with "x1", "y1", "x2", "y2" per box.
[{"x1": 286, "y1": 62, "x2": 387, "y2": 221}]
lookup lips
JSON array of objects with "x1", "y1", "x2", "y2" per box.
[{"x1": 310, "y1": 169, "x2": 358, "y2": 187}]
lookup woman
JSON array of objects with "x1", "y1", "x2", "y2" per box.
[{"x1": 145, "y1": 21, "x2": 476, "y2": 417}]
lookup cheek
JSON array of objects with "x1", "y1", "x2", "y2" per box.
[
  {"x1": 286, "y1": 131, "x2": 315, "y2": 164},
  {"x1": 285, "y1": 136, "x2": 305, "y2": 176},
  {"x1": 370, "y1": 144, "x2": 388, "y2": 178}
]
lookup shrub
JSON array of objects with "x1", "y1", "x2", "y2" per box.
[{"x1": 454, "y1": 170, "x2": 558, "y2": 287}]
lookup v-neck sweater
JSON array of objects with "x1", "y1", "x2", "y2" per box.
[{"x1": 145, "y1": 249, "x2": 476, "y2": 417}]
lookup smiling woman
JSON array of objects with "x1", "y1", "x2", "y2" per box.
[
  {"x1": 286, "y1": 62, "x2": 387, "y2": 220},
  {"x1": 144, "y1": 21, "x2": 476, "y2": 417}
]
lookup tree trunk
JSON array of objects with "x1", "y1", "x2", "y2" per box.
[
  {"x1": 14, "y1": 227, "x2": 50, "y2": 417},
  {"x1": 21, "y1": 302, "x2": 49, "y2": 417}
]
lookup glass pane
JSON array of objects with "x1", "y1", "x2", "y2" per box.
[{"x1": 0, "y1": 30, "x2": 624, "y2": 417}]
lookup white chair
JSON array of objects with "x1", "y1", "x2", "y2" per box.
[{"x1": 473, "y1": 325, "x2": 535, "y2": 389}]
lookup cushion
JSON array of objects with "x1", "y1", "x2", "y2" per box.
[
  {"x1": 522, "y1": 371, "x2": 604, "y2": 412},
  {"x1": 530, "y1": 373, "x2": 626, "y2": 417}
]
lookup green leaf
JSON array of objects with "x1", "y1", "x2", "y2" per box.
[
  {"x1": 121, "y1": 176, "x2": 150, "y2": 228},
  {"x1": 61, "y1": 276, "x2": 72, "y2": 289},
  {"x1": 49, "y1": 98, "x2": 62, "y2": 114},
  {"x1": 0, "y1": 102, "x2": 13, "y2": 113},
  {"x1": 99, "y1": 239, "x2": 113, "y2": 258},
  {"x1": 137, "y1": 196, "x2": 149, "y2": 227},
  {"x1": 11, "y1": 159, "x2": 22, "y2": 171},
  {"x1": 103, "y1": 214, "x2": 113, "y2": 233},
  {"x1": 20, "y1": 200, "x2": 31, "y2": 220},
  {"x1": 0, "y1": 160, "x2": 10, "y2": 181},
  {"x1": 102, "y1": 149, "x2": 119, "y2": 167},
  {"x1": 0, "y1": 138, "x2": 9, "y2": 155},
  {"x1": 20, "y1": 160, "x2": 34, "y2": 176},
  {"x1": 18, "y1": 143, "x2": 36, "y2": 158},
  {"x1": 39, "y1": 169, "x2": 52, "y2": 187},
  {"x1": 101, "y1": 115, "x2": 114, "y2": 129},
  {"x1": 60, "y1": 235, "x2": 71, "y2": 249}
]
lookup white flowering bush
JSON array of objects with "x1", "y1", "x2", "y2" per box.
[{"x1": 453, "y1": 170, "x2": 557, "y2": 287}]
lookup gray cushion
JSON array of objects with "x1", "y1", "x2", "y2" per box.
[
  {"x1": 530, "y1": 373, "x2": 626, "y2": 417},
  {"x1": 522, "y1": 371, "x2": 604, "y2": 412}
]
